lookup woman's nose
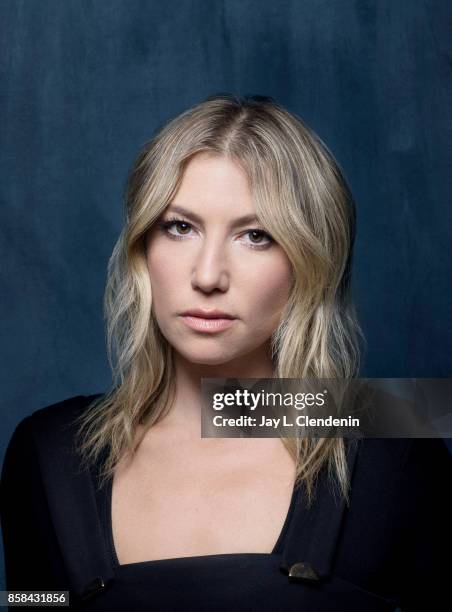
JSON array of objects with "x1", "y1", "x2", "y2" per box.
[{"x1": 191, "y1": 240, "x2": 230, "y2": 293}]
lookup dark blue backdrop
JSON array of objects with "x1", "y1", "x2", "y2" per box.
[{"x1": 1, "y1": 0, "x2": 451, "y2": 592}]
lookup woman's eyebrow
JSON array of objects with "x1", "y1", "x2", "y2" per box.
[{"x1": 166, "y1": 204, "x2": 260, "y2": 228}]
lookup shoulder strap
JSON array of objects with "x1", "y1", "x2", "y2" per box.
[
  {"x1": 30, "y1": 394, "x2": 115, "y2": 601},
  {"x1": 279, "y1": 438, "x2": 361, "y2": 582}
]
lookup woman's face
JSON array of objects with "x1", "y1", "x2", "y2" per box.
[{"x1": 145, "y1": 152, "x2": 293, "y2": 368}]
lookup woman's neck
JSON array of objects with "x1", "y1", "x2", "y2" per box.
[{"x1": 161, "y1": 348, "x2": 276, "y2": 434}]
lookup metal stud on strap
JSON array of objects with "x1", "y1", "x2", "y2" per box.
[
  {"x1": 80, "y1": 577, "x2": 106, "y2": 600},
  {"x1": 288, "y1": 562, "x2": 321, "y2": 582}
]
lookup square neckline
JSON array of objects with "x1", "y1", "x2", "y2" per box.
[{"x1": 100, "y1": 469, "x2": 299, "y2": 569}]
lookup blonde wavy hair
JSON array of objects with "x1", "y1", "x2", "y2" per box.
[{"x1": 73, "y1": 94, "x2": 364, "y2": 506}]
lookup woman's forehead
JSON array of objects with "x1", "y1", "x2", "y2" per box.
[{"x1": 171, "y1": 154, "x2": 257, "y2": 219}]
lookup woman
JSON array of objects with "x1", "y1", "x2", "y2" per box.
[{"x1": 1, "y1": 94, "x2": 451, "y2": 611}]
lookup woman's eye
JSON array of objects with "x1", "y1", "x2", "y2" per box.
[
  {"x1": 169, "y1": 221, "x2": 191, "y2": 235},
  {"x1": 242, "y1": 229, "x2": 274, "y2": 249},
  {"x1": 159, "y1": 217, "x2": 193, "y2": 238}
]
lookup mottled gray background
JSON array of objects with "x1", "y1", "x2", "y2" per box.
[{"x1": 1, "y1": 0, "x2": 451, "y2": 593}]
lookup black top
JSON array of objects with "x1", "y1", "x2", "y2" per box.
[{"x1": 1, "y1": 394, "x2": 451, "y2": 611}]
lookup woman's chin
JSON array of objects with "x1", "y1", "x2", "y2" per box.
[
  {"x1": 174, "y1": 347, "x2": 241, "y2": 369},
  {"x1": 183, "y1": 354, "x2": 235, "y2": 367}
]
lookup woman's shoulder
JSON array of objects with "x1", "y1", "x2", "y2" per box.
[
  {"x1": 25, "y1": 392, "x2": 102, "y2": 433},
  {"x1": 29, "y1": 393, "x2": 102, "y2": 421},
  {"x1": 354, "y1": 436, "x2": 451, "y2": 472},
  {"x1": 351, "y1": 436, "x2": 451, "y2": 489},
  {"x1": 29, "y1": 392, "x2": 104, "y2": 427},
  {"x1": 347, "y1": 436, "x2": 452, "y2": 521},
  {"x1": 2, "y1": 394, "x2": 104, "y2": 475}
]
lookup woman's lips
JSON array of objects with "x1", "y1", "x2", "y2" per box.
[{"x1": 180, "y1": 315, "x2": 235, "y2": 333}]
